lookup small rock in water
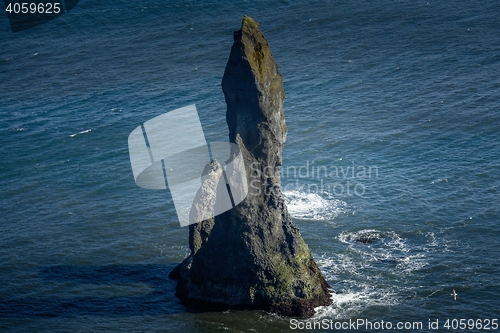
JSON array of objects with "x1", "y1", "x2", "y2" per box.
[{"x1": 355, "y1": 237, "x2": 379, "y2": 244}]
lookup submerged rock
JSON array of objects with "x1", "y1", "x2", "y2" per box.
[
  {"x1": 170, "y1": 15, "x2": 332, "y2": 317},
  {"x1": 355, "y1": 237, "x2": 379, "y2": 244}
]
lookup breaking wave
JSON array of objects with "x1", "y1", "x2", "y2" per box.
[
  {"x1": 283, "y1": 190, "x2": 347, "y2": 221},
  {"x1": 311, "y1": 229, "x2": 440, "y2": 319},
  {"x1": 69, "y1": 129, "x2": 92, "y2": 137}
]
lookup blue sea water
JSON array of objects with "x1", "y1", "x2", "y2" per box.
[{"x1": 1, "y1": 0, "x2": 500, "y2": 332}]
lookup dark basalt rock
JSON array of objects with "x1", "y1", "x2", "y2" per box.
[
  {"x1": 170, "y1": 15, "x2": 332, "y2": 318},
  {"x1": 355, "y1": 237, "x2": 379, "y2": 244}
]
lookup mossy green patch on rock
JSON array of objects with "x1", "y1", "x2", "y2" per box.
[{"x1": 240, "y1": 16, "x2": 284, "y2": 103}]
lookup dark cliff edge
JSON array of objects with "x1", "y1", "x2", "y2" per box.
[{"x1": 170, "y1": 15, "x2": 332, "y2": 318}]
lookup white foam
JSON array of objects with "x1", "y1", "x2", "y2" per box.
[
  {"x1": 283, "y1": 190, "x2": 346, "y2": 221},
  {"x1": 310, "y1": 229, "x2": 445, "y2": 319},
  {"x1": 337, "y1": 229, "x2": 382, "y2": 244},
  {"x1": 309, "y1": 228, "x2": 460, "y2": 321},
  {"x1": 430, "y1": 178, "x2": 448, "y2": 184},
  {"x1": 336, "y1": 229, "x2": 427, "y2": 274},
  {"x1": 69, "y1": 129, "x2": 92, "y2": 137},
  {"x1": 313, "y1": 286, "x2": 399, "y2": 320}
]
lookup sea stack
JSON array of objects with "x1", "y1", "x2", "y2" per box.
[{"x1": 170, "y1": 15, "x2": 332, "y2": 317}]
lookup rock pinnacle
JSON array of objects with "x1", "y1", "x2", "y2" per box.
[{"x1": 170, "y1": 15, "x2": 332, "y2": 317}]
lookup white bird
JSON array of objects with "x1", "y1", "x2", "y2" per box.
[{"x1": 451, "y1": 289, "x2": 457, "y2": 301}]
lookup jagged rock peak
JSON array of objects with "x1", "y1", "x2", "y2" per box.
[{"x1": 223, "y1": 15, "x2": 287, "y2": 155}]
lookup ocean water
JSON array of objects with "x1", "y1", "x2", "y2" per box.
[{"x1": 1, "y1": 0, "x2": 499, "y2": 332}]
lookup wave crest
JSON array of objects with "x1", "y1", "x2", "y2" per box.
[{"x1": 283, "y1": 190, "x2": 347, "y2": 221}]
